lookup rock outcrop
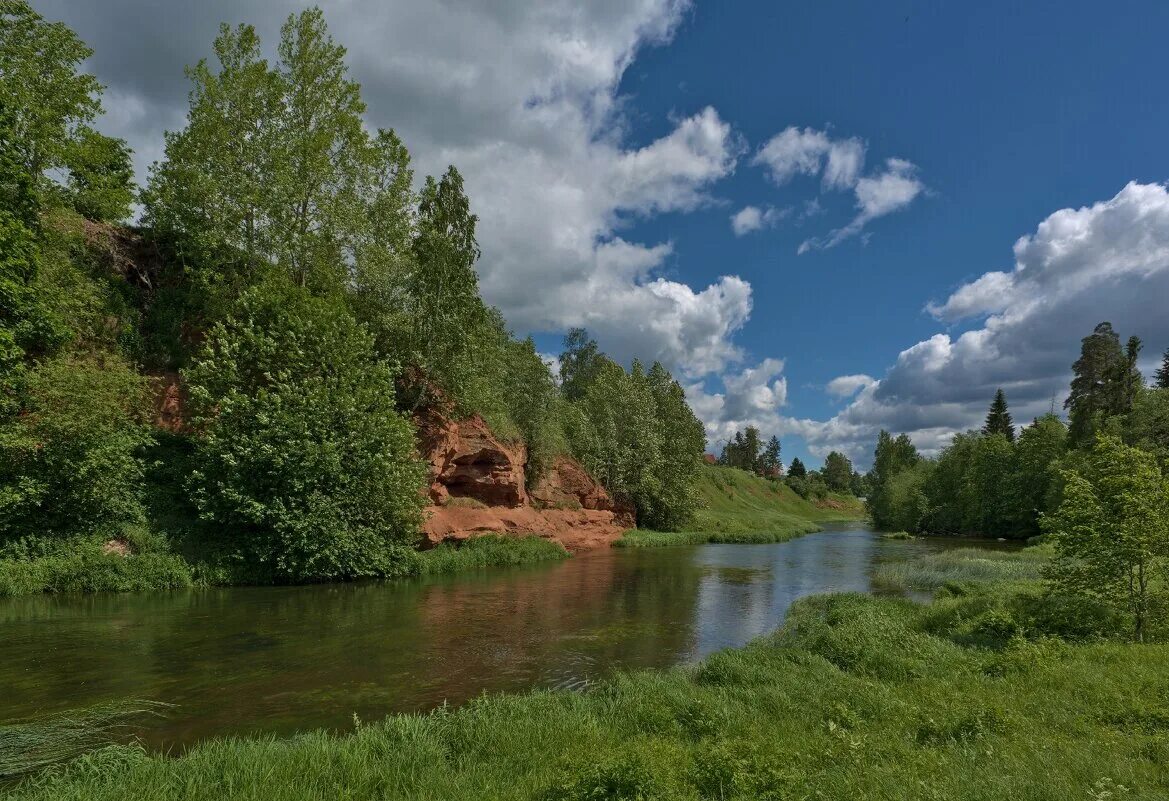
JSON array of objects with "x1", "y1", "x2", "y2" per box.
[{"x1": 416, "y1": 409, "x2": 633, "y2": 552}]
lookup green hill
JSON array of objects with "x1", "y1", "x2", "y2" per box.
[{"x1": 618, "y1": 464, "x2": 866, "y2": 546}]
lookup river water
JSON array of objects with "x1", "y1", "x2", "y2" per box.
[{"x1": 0, "y1": 525, "x2": 1009, "y2": 751}]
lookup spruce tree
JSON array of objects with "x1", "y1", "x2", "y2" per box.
[
  {"x1": 1155, "y1": 347, "x2": 1169, "y2": 390},
  {"x1": 982, "y1": 388, "x2": 1015, "y2": 441},
  {"x1": 788, "y1": 457, "x2": 807, "y2": 479},
  {"x1": 1066, "y1": 322, "x2": 1125, "y2": 445}
]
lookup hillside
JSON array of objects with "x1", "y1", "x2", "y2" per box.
[{"x1": 619, "y1": 464, "x2": 865, "y2": 546}]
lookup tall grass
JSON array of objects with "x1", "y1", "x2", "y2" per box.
[
  {"x1": 8, "y1": 573, "x2": 1167, "y2": 800},
  {"x1": 415, "y1": 535, "x2": 569, "y2": 575},
  {"x1": 615, "y1": 524, "x2": 820, "y2": 548},
  {"x1": 0, "y1": 548, "x2": 192, "y2": 598},
  {"x1": 873, "y1": 547, "x2": 1049, "y2": 592}
]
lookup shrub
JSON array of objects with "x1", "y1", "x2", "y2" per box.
[{"x1": 185, "y1": 280, "x2": 426, "y2": 581}]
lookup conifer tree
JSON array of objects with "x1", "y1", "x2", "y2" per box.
[
  {"x1": 1155, "y1": 347, "x2": 1169, "y2": 390},
  {"x1": 788, "y1": 457, "x2": 807, "y2": 479},
  {"x1": 982, "y1": 388, "x2": 1016, "y2": 442},
  {"x1": 1066, "y1": 322, "x2": 1126, "y2": 445}
]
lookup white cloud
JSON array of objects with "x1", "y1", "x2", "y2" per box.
[
  {"x1": 825, "y1": 374, "x2": 876, "y2": 399},
  {"x1": 799, "y1": 157, "x2": 925, "y2": 253},
  {"x1": 752, "y1": 126, "x2": 866, "y2": 191},
  {"x1": 686, "y1": 358, "x2": 788, "y2": 449},
  {"x1": 798, "y1": 181, "x2": 1169, "y2": 467},
  {"x1": 730, "y1": 204, "x2": 789, "y2": 236},
  {"x1": 43, "y1": 0, "x2": 752, "y2": 379}
]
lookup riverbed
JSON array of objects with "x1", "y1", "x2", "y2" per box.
[{"x1": 1, "y1": 525, "x2": 1011, "y2": 751}]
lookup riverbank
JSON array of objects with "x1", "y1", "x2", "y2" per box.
[
  {"x1": 7, "y1": 545, "x2": 1165, "y2": 800},
  {"x1": 0, "y1": 535, "x2": 568, "y2": 599},
  {"x1": 618, "y1": 464, "x2": 865, "y2": 547}
]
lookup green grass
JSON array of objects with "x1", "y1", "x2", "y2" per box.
[
  {"x1": 0, "y1": 538, "x2": 193, "y2": 599},
  {"x1": 8, "y1": 552, "x2": 1167, "y2": 800},
  {"x1": 414, "y1": 535, "x2": 569, "y2": 575},
  {"x1": 618, "y1": 464, "x2": 865, "y2": 547},
  {"x1": 873, "y1": 546, "x2": 1050, "y2": 593}
]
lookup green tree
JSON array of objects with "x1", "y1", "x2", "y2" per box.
[
  {"x1": 559, "y1": 328, "x2": 603, "y2": 402},
  {"x1": 65, "y1": 126, "x2": 134, "y2": 222},
  {"x1": 867, "y1": 430, "x2": 920, "y2": 529},
  {"x1": 1156, "y1": 347, "x2": 1169, "y2": 390},
  {"x1": 0, "y1": 356, "x2": 152, "y2": 541},
  {"x1": 822, "y1": 450, "x2": 853, "y2": 492},
  {"x1": 982, "y1": 388, "x2": 1015, "y2": 441},
  {"x1": 1043, "y1": 435, "x2": 1169, "y2": 641},
  {"x1": 1007, "y1": 414, "x2": 1068, "y2": 536},
  {"x1": 1066, "y1": 322, "x2": 1126, "y2": 446},
  {"x1": 788, "y1": 457, "x2": 807, "y2": 479},
  {"x1": 0, "y1": 0, "x2": 101, "y2": 184},
  {"x1": 185, "y1": 281, "x2": 425, "y2": 581},
  {"x1": 143, "y1": 21, "x2": 281, "y2": 281},
  {"x1": 643, "y1": 361, "x2": 705, "y2": 529},
  {"x1": 1126, "y1": 388, "x2": 1169, "y2": 473},
  {"x1": 760, "y1": 435, "x2": 781, "y2": 477},
  {"x1": 881, "y1": 461, "x2": 934, "y2": 532},
  {"x1": 271, "y1": 7, "x2": 368, "y2": 289}
]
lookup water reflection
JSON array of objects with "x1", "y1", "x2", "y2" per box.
[{"x1": 0, "y1": 525, "x2": 1007, "y2": 750}]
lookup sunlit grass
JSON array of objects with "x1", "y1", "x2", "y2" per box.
[{"x1": 873, "y1": 547, "x2": 1049, "y2": 592}]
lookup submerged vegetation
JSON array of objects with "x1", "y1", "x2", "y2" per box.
[{"x1": 8, "y1": 545, "x2": 1169, "y2": 800}]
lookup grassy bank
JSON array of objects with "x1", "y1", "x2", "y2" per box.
[
  {"x1": 9, "y1": 546, "x2": 1166, "y2": 800},
  {"x1": 0, "y1": 535, "x2": 567, "y2": 599},
  {"x1": 618, "y1": 464, "x2": 865, "y2": 547}
]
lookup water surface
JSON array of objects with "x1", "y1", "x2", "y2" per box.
[{"x1": 0, "y1": 526, "x2": 1008, "y2": 750}]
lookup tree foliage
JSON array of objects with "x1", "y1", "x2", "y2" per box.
[
  {"x1": 983, "y1": 388, "x2": 1015, "y2": 441},
  {"x1": 822, "y1": 451, "x2": 853, "y2": 492},
  {"x1": 1043, "y1": 436, "x2": 1169, "y2": 641},
  {"x1": 185, "y1": 282, "x2": 425, "y2": 581}
]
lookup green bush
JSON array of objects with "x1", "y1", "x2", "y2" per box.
[
  {"x1": 185, "y1": 281, "x2": 426, "y2": 582},
  {"x1": 0, "y1": 356, "x2": 153, "y2": 542}
]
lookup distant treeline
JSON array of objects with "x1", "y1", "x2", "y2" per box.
[{"x1": 868, "y1": 322, "x2": 1169, "y2": 540}]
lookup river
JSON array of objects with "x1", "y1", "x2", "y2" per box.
[{"x1": 0, "y1": 525, "x2": 1011, "y2": 751}]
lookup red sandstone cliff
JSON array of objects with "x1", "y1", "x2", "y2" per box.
[{"x1": 414, "y1": 406, "x2": 634, "y2": 552}]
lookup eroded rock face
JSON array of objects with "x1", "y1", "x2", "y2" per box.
[
  {"x1": 415, "y1": 408, "x2": 527, "y2": 508},
  {"x1": 531, "y1": 456, "x2": 635, "y2": 526},
  {"x1": 415, "y1": 410, "x2": 634, "y2": 551}
]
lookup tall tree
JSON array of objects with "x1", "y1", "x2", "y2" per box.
[
  {"x1": 1066, "y1": 322, "x2": 1126, "y2": 446},
  {"x1": 982, "y1": 388, "x2": 1016, "y2": 441},
  {"x1": 760, "y1": 435, "x2": 781, "y2": 477},
  {"x1": 868, "y1": 430, "x2": 920, "y2": 529},
  {"x1": 559, "y1": 328, "x2": 603, "y2": 402},
  {"x1": 788, "y1": 457, "x2": 807, "y2": 479},
  {"x1": 1156, "y1": 347, "x2": 1169, "y2": 390},
  {"x1": 0, "y1": 1, "x2": 101, "y2": 185},
  {"x1": 822, "y1": 451, "x2": 853, "y2": 492},
  {"x1": 272, "y1": 7, "x2": 368, "y2": 288},
  {"x1": 143, "y1": 21, "x2": 280, "y2": 279}
]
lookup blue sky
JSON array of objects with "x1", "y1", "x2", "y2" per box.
[{"x1": 44, "y1": 0, "x2": 1169, "y2": 468}]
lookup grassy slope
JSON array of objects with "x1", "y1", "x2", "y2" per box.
[
  {"x1": 10, "y1": 547, "x2": 1168, "y2": 800},
  {"x1": 619, "y1": 464, "x2": 865, "y2": 547}
]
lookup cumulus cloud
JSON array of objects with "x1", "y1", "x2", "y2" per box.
[
  {"x1": 825, "y1": 374, "x2": 877, "y2": 399},
  {"x1": 797, "y1": 181, "x2": 1169, "y2": 467},
  {"x1": 43, "y1": 0, "x2": 753, "y2": 378},
  {"x1": 798, "y1": 158, "x2": 925, "y2": 253},
  {"x1": 686, "y1": 358, "x2": 788, "y2": 450},
  {"x1": 730, "y1": 204, "x2": 789, "y2": 236},
  {"x1": 752, "y1": 126, "x2": 866, "y2": 190}
]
